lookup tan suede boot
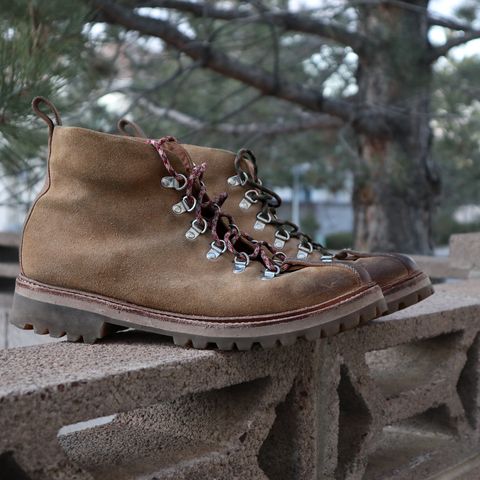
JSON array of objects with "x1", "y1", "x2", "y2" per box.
[
  {"x1": 117, "y1": 120, "x2": 432, "y2": 314},
  {"x1": 10, "y1": 98, "x2": 386, "y2": 350}
]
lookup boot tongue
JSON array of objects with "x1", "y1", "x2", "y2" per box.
[{"x1": 164, "y1": 142, "x2": 196, "y2": 174}]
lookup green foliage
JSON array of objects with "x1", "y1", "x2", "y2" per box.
[
  {"x1": 299, "y1": 211, "x2": 320, "y2": 239},
  {"x1": 325, "y1": 231, "x2": 353, "y2": 250},
  {"x1": 0, "y1": 0, "x2": 89, "y2": 123},
  {"x1": 432, "y1": 55, "x2": 480, "y2": 213},
  {"x1": 455, "y1": 0, "x2": 480, "y2": 23},
  {"x1": 433, "y1": 213, "x2": 480, "y2": 246},
  {"x1": 0, "y1": 0, "x2": 120, "y2": 197}
]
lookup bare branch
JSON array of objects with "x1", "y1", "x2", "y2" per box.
[
  {"x1": 428, "y1": 30, "x2": 480, "y2": 62},
  {"x1": 138, "y1": 99, "x2": 344, "y2": 136},
  {"x1": 428, "y1": 14, "x2": 477, "y2": 32},
  {"x1": 123, "y1": 0, "x2": 368, "y2": 53},
  {"x1": 89, "y1": 0, "x2": 355, "y2": 122}
]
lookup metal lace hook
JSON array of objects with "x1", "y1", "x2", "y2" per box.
[
  {"x1": 161, "y1": 173, "x2": 187, "y2": 190},
  {"x1": 233, "y1": 252, "x2": 250, "y2": 274},
  {"x1": 185, "y1": 218, "x2": 208, "y2": 240},
  {"x1": 254, "y1": 211, "x2": 272, "y2": 231},
  {"x1": 172, "y1": 195, "x2": 197, "y2": 215},
  {"x1": 297, "y1": 241, "x2": 313, "y2": 260},
  {"x1": 263, "y1": 264, "x2": 281, "y2": 280},
  {"x1": 206, "y1": 240, "x2": 227, "y2": 260}
]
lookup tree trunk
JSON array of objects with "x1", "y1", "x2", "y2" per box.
[{"x1": 353, "y1": 0, "x2": 440, "y2": 254}]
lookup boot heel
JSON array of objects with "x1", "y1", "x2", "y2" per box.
[{"x1": 10, "y1": 293, "x2": 117, "y2": 344}]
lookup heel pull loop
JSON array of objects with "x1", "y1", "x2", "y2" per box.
[
  {"x1": 117, "y1": 118, "x2": 147, "y2": 138},
  {"x1": 32, "y1": 96, "x2": 62, "y2": 137}
]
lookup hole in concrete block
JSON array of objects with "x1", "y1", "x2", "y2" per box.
[
  {"x1": 258, "y1": 383, "x2": 297, "y2": 480},
  {"x1": 0, "y1": 276, "x2": 15, "y2": 293},
  {"x1": 335, "y1": 364, "x2": 372, "y2": 480},
  {"x1": 457, "y1": 333, "x2": 480, "y2": 429},
  {"x1": 365, "y1": 332, "x2": 463, "y2": 399},
  {"x1": 0, "y1": 451, "x2": 31, "y2": 480},
  {"x1": 0, "y1": 245, "x2": 19, "y2": 264},
  {"x1": 58, "y1": 377, "x2": 270, "y2": 479},
  {"x1": 364, "y1": 405, "x2": 463, "y2": 480}
]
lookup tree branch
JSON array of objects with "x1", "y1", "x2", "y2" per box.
[
  {"x1": 428, "y1": 30, "x2": 480, "y2": 62},
  {"x1": 428, "y1": 14, "x2": 477, "y2": 32},
  {"x1": 124, "y1": 0, "x2": 368, "y2": 53},
  {"x1": 137, "y1": 99, "x2": 344, "y2": 136},
  {"x1": 89, "y1": 0, "x2": 355, "y2": 122}
]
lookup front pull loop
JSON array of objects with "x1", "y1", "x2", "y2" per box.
[
  {"x1": 117, "y1": 118, "x2": 147, "y2": 138},
  {"x1": 32, "y1": 96, "x2": 62, "y2": 138}
]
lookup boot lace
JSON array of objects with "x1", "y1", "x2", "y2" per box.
[
  {"x1": 233, "y1": 148, "x2": 333, "y2": 260},
  {"x1": 149, "y1": 137, "x2": 284, "y2": 277}
]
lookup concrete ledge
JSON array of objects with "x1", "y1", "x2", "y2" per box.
[
  {"x1": 411, "y1": 255, "x2": 471, "y2": 279},
  {"x1": 1, "y1": 281, "x2": 480, "y2": 479},
  {"x1": 410, "y1": 231, "x2": 480, "y2": 280}
]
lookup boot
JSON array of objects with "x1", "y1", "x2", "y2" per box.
[
  {"x1": 10, "y1": 98, "x2": 386, "y2": 350},
  {"x1": 117, "y1": 121, "x2": 432, "y2": 314}
]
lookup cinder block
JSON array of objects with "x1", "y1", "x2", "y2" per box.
[
  {"x1": 450, "y1": 232, "x2": 480, "y2": 270},
  {"x1": 1, "y1": 281, "x2": 480, "y2": 480}
]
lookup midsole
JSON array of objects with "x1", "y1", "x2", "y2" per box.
[
  {"x1": 14, "y1": 276, "x2": 383, "y2": 338},
  {"x1": 383, "y1": 272, "x2": 432, "y2": 302}
]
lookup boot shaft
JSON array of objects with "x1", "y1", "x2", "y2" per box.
[{"x1": 21, "y1": 126, "x2": 192, "y2": 280}]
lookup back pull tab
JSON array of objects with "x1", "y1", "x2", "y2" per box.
[
  {"x1": 117, "y1": 118, "x2": 147, "y2": 138},
  {"x1": 32, "y1": 96, "x2": 62, "y2": 137}
]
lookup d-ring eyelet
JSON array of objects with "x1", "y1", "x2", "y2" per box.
[
  {"x1": 272, "y1": 252, "x2": 287, "y2": 265},
  {"x1": 161, "y1": 173, "x2": 187, "y2": 191},
  {"x1": 254, "y1": 211, "x2": 272, "y2": 231},
  {"x1": 206, "y1": 240, "x2": 227, "y2": 260},
  {"x1": 263, "y1": 264, "x2": 281, "y2": 280},
  {"x1": 297, "y1": 241, "x2": 313, "y2": 259},
  {"x1": 233, "y1": 252, "x2": 250, "y2": 274}
]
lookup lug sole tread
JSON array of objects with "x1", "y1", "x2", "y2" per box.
[
  {"x1": 11, "y1": 295, "x2": 386, "y2": 351},
  {"x1": 384, "y1": 284, "x2": 434, "y2": 315}
]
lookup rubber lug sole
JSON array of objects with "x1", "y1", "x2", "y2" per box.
[
  {"x1": 383, "y1": 272, "x2": 434, "y2": 314},
  {"x1": 11, "y1": 278, "x2": 387, "y2": 351}
]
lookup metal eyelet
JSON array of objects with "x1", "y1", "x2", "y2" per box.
[
  {"x1": 274, "y1": 230, "x2": 290, "y2": 249},
  {"x1": 297, "y1": 242, "x2": 313, "y2": 260},
  {"x1": 272, "y1": 251, "x2": 287, "y2": 265},
  {"x1": 172, "y1": 195, "x2": 197, "y2": 215},
  {"x1": 321, "y1": 254, "x2": 334, "y2": 263},
  {"x1": 185, "y1": 218, "x2": 208, "y2": 240},
  {"x1": 161, "y1": 174, "x2": 187, "y2": 190},
  {"x1": 206, "y1": 240, "x2": 227, "y2": 260},
  {"x1": 227, "y1": 172, "x2": 248, "y2": 187},
  {"x1": 262, "y1": 264, "x2": 281, "y2": 280},
  {"x1": 229, "y1": 223, "x2": 240, "y2": 235},
  {"x1": 253, "y1": 211, "x2": 272, "y2": 231},
  {"x1": 239, "y1": 190, "x2": 258, "y2": 210},
  {"x1": 233, "y1": 252, "x2": 250, "y2": 274}
]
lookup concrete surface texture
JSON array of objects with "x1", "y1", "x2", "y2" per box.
[{"x1": 1, "y1": 279, "x2": 480, "y2": 480}]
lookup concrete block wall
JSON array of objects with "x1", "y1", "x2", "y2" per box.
[{"x1": 1, "y1": 280, "x2": 480, "y2": 480}]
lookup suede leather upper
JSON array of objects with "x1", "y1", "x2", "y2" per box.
[{"x1": 20, "y1": 126, "x2": 373, "y2": 320}]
